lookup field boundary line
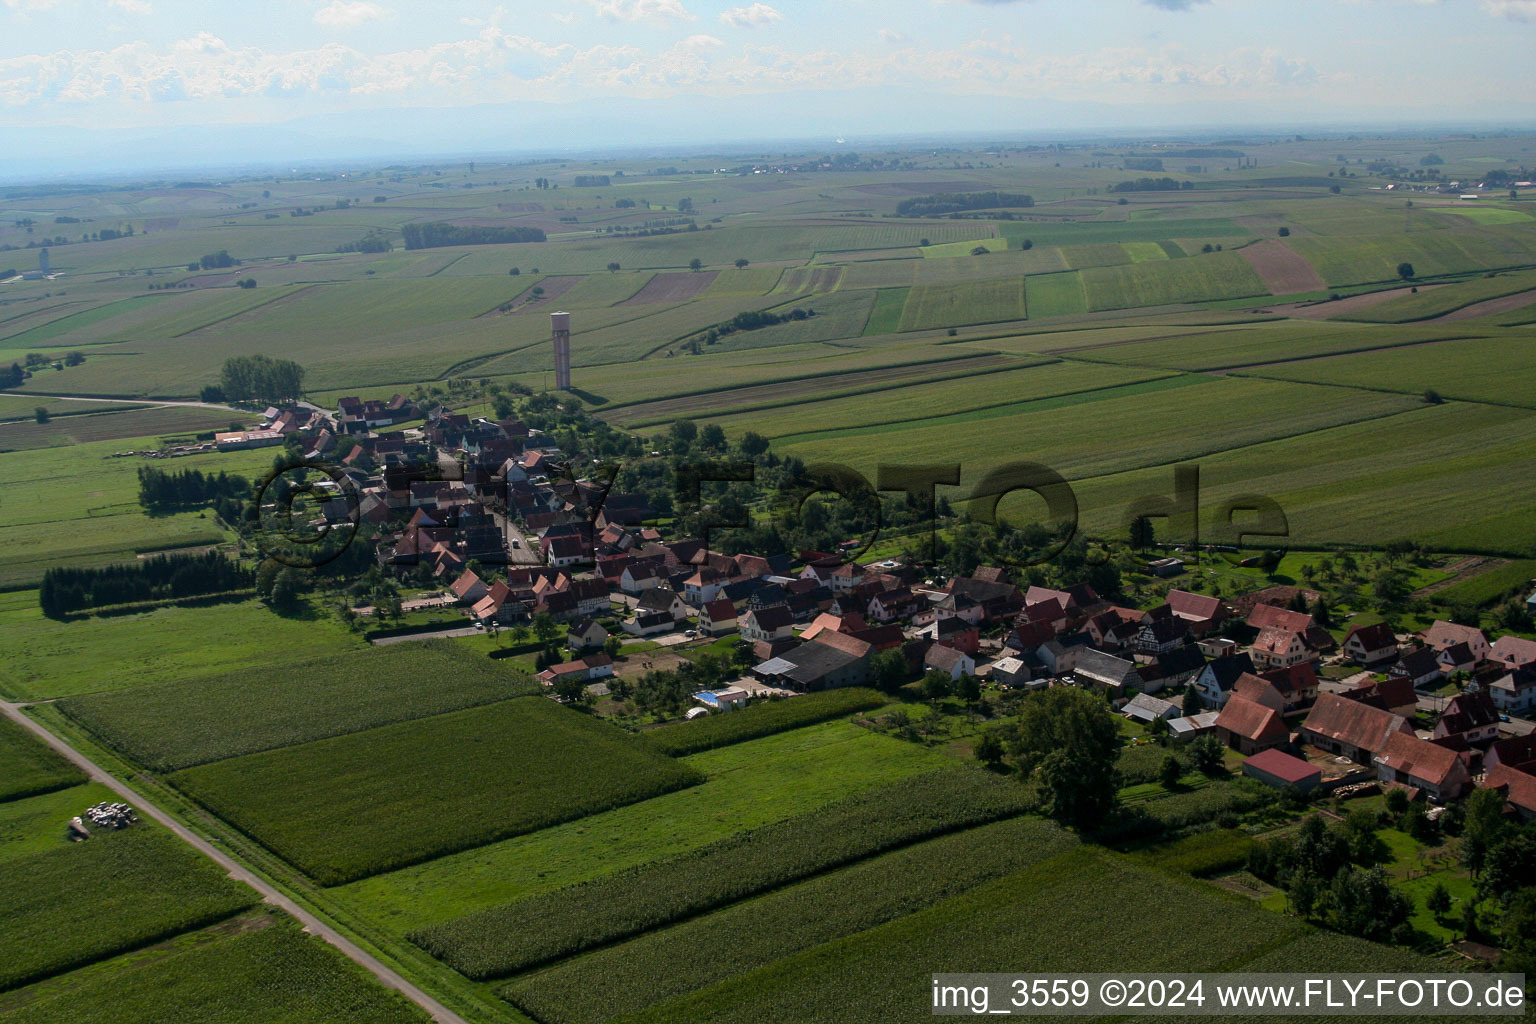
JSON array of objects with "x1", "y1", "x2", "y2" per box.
[{"x1": 170, "y1": 285, "x2": 318, "y2": 337}]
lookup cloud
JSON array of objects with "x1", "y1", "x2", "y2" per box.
[
  {"x1": 589, "y1": 0, "x2": 694, "y2": 21},
  {"x1": 877, "y1": 28, "x2": 907, "y2": 43},
  {"x1": 107, "y1": 0, "x2": 152, "y2": 13},
  {"x1": 313, "y1": 1, "x2": 392, "y2": 28},
  {"x1": 719, "y1": 2, "x2": 780, "y2": 27},
  {"x1": 1482, "y1": 0, "x2": 1536, "y2": 18},
  {"x1": 1142, "y1": 0, "x2": 1211, "y2": 9}
]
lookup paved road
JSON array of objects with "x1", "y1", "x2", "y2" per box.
[
  {"x1": 371, "y1": 625, "x2": 484, "y2": 645},
  {"x1": 20, "y1": 392, "x2": 249, "y2": 415},
  {"x1": 0, "y1": 700, "x2": 469, "y2": 1024}
]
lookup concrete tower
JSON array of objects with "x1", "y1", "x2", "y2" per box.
[
  {"x1": 38, "y1": 248, "x2": 49, "y2": 276},
  {"x1": 551, "y1": 310, "x2": 571, "y2": 391}
]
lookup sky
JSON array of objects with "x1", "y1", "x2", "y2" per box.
[{"x1": 1, "y1": 0, "x2": 1534, "y2": 171}]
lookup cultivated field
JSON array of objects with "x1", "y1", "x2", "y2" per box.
[{"x1": 0, "y1": 718, "x2": 85, "y2": 803}]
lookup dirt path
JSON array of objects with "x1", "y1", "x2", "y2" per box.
[
  {"x1": 18, "y1": 392, "x2": 248, "y2": 414},
  {"x1": 1431, "y1": 287, "x2": 1536, "y2": 323},
  {"x1": 0, "y1": 700, "x2": 469, "y2": 1024}
]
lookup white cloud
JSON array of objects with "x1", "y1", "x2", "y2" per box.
[
  {"x1": 719, "y1": 2, "x2": 780, "y2": 27},
  {"x1": 877, "y1": 27, "x2": 907, "y2": 43},
  {"x1": 1482, "y1": 0, "x2": 1536, "y2": 18},
  {"x1": 107, "y1": 0, "x2": 152, "y2": 13},
  {"x1": 313, "y1": 1, "x2": 392, "y2": 29},
  {"x1": 589, "y1": 0, "x2": 694, "y2": 21}
]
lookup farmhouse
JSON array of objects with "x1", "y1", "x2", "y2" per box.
[
  {"x1": 1421, "y1": 621, "x2": 1490, "y2": 662},
  {"x1": 697, "y1": 598, "x2": 738, "y2": 636},
  {"x1": 1483, "y1": 764, "x2": 1536, "y2": 822},
  {"x1": 1165, "y1": 589, "x2": 1226, "y2": 634},
  {"x1": 740, "y1": 606, "x2": 795, "y2": 642},
  {"x1": 1214, "y1": 696, "x2": 1290, "y2": 755},
  {"x1": 1299, "y1": 693, "x2": 1413, "y2": 765},
  {"x1": 1343, "y1": 676, "x2": 1420, "y2": 719},
  {"x1": 1342, "y1": 622, "x2": 1398, "y2": 666},
  {"x1": 754, "y1": 632, "x2": 873, "y2": 691},
  {"x1": 1191, "y1": 652, "x2": 1257, "y2": 709},
  {"x1": 1433, "y1": 692, "x2": 1501, "y2": 745},
  {"x1": 923, "y1": 644, "x2": 975, "y2": 681},
  {"x1": 1250, "y1": 627, "x2": 1310, "y2": 670},
  {"x1": 1388, "y1": 647, "x2": 1443, "y2": 689},
  {"x1": 1071, "y1": 649, "x2": 1140, "y2": 694},
  {"x1": 1372, "y1": 732, "x2": 1470, "y2": 802}
]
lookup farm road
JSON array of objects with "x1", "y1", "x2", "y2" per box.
[{"x1": 0, "y1": 699, "x2": 470, "y2": 1024}]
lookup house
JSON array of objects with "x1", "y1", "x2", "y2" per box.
[
  {"x1": 682, "y1": 567, "x2": 726, "y2": 606},
  {"x1": 1421, "y1": 621, "x2": 1490, "y2": 662},
  {"x1": 1344, "y1": 676, "x2": 1420, "y2": 719},
  {"x1": 1165, "y1": 589, "x2": 1226, "y2": 634},
  {"x1": 449, "y1": 569, "x2": 488, "y2": 606},
  {"x1": 1482, "y1": 763, "x2": 1536, "y2": 822},
  {"x1": 989, "y1": 656, "x2": 1035, "y2": 689},
  {"x1": 1299, "y1": 693, "x2": 1414, "y2": 764},
  {"x1": 1246, "y1": 603, "x2": 1312, "y2": 634},
  {"x1": 1086, "y1": 608, "x2": 1144, "y2": 650},
  {"x1": 1142, "y1": 646, "x2": 1207, "y2": 694},
  {"x1": 1490, "y1": 635, "x2": 1536, "y2": 672},
  {"x1": 1243, "y1": 748, "x2": 1322, "y2": 793},
  {"x1": 619, "y1": 562, "x2": 666, "y2": 595},
  {"x1": 917, "y1": 616, "x2": 980, "y2": 655},
  {"x1": 1192, "y1": 652, "x2": 1257, "y2": 709},
  {"x1": 740, "y1": 605, "x2": 795, "y2": 643},
  {"x1": 538, "y1": 653, "x2": 615, "y2": 688},
  {"x1": 694, "y1": 686, "x2": 751, "y2": 711},
  {"x1": 1342, "y1": 623, "x2": 1398, "y2": 666},
  {"x1": 800, "y1": 612, "x2": 866, "y2": 642},
  {"x1": 1035, "y1": 639, "x2": 1085, "y2": 677},
  {"x1": 1122, "y1": 692, "x2": 1180, "y2": 725},
  {"x1": 1250, "y1": 627, "x2": 1310, "y2": 670},
  {"x1": 1373, "y1": 732, "x2": 1471, "y2": 802},
  {"x1": 1198, "y1": 637, "x2": 1240, "y2": 660},
  {"x1": 1230, "y1": 673, "x2": 1287, "y2": 713},
  {"x1": 1437, "y1": 642, "x2": 1480, "y2": 677},
  {"x1": 542, "y1": 534, "x2": 588, "y2": 567},
  {"x1": 635, "y1": 588, "x2": 689, "y2": 623},
  {"x1": 867, "y1": 587, "x2": 923, "y2": 623},
  {"x1": 1487, "y1": 735, "x2": 1536, "y2": 773},
  {"x1": 567, "y1": 618, "x2": 609, "y2": 652},
  {"x1": 1072, "y1": 649, "x2": 1141, "y2": 694},
  {"x1": 1136, "y1": 616, "x2": 1191, "y2": 655},
  {"x1": 1481, "y1": 667, "x2": 1536, "y2": 715},
  {"x1": 755, "y1": 632, "x2": 873, "y2": 691},
  {"x1": 623, "y1": 609, "x2": 676, "y2": 637},
  {"x1": 1214, "y1": 696, "x2": 1290, "y2": 755},
  {"x1": 1262, "y1": 663, "x2": 1321, "y2": 710},
  {"x1": 1169, "y1": 711, "x2": 1220, "y2": 740},
  {"x1": 1389, "y1": 647, "x2": 1443, "y2": 689},
  {"x1": 924, "y1": 644, "x2": 975, "y2": 681},
  {"x1": 697, "y1": 598, "x2": 739, "y2": 636},
  {"x1": 1433, "y1": 692, "x2": 1501, "y2": 745}
]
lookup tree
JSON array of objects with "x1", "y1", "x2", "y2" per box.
[
  {"x1": 1147, "y1": 714, "x2": 1171, "y2": 744},
  {"x1": 1289, "y1": 868, "x2": 1321, "y2": 918},
  {"x1": 739, "y1": 431, "x2": 770, "y2": 458},
  {"x1": 1397, "y1": 262, "x2": 1415, "y2": 281},
  {"x1": 532, "y1": 611, "x2": 559, "y2": 646},
  {"x1": 1158, "y1": 753, "x2": 1183, "y2": 789},
  {"x1": 1329, "y1": 866, "x2": 1411, "y2": 942},
  {"x1": 1498, "y1": 890, "x2": 1536, "y2": 980},
  {"x1": 921, "y1": 670, "x2": 952, "y2": 702},
  {"x1": 1181, "y1": 685, "x2": 1204, "y2": 717},
  {"x1": 1423, "y1": 388, "x2": 1442, "y2": 404},
  {"x1": 689, "y1": 258, "x2": 703, "y2": 271},
  {"x1": 1384, "y1": 787, "x2": 1409, "y2": 816},
  {"x1": 955, "y1": 673, "x2": 982, "y2": 704},
  {"x1": 734, "y1": 258, "x2": 749, "y2": 269},
  {"x1": 1278, "y1": 227, "x2": 1290, "y2": 236},
  {"x1": 64, "y1": 351, "x2": 85, "y2": 366},
  {"x1": 870, "y1": 648, "x2": 909, "y2": 693},
  {"x1": 220, "y1": 354, "x2": 305, "y2": 402},
  {"x1": 1188, "y1": 734, "x2": 1225, "y2": 774},
  {"x1": 974, "y1": 729, "x2": 1005, "y2": 767},
  {"x1": 32, "y1": 406, "x2": 48, "y2": 423},
  {"x1": 603, "y1": 634, "x2": 623, "y2": 658},
  {"x1": 606, "y1": 262, "x2": 620, "y2": 273},
  {"x1": 1426, "y1": 881, "x2": 1452, "y2": 920},
  {"x1": 553, "y1": 675, "x2": 588, "y2": 703},
  {"x1": 698, "y1": 423, "x2": 727, "y2": 451},
  {"x1": 1129, "y1": 515, "x2": 1155, "y2": 551},
  {"x1": 1007, "y1": 686, "x2": 1121, "y2": 828}
]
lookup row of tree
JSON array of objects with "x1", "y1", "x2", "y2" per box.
[
  {"x1": 137, "y1": 465, "x2": 250, "y2": 512},
  {"x1": 895, "y1": 191, "x2": 1034, "y2": 217},
  {"x1": 38, "y1": 551, "x2": 252, "y2": 617},
  {"x1": 401, "y1": 222, "x2": 546, "y2": 249},
  {"x1": 219, "y1": 354, "x2": 305, "y2": 402}
]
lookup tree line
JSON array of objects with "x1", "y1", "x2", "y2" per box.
[
  {"x1": 219, "y1": 354, "x2": 305, "y2": 402},
  {"x1": 39, "y1": 551, "x2": 252, "y2": 617},
  {"x1": 401, "y1": 222, "x2": 547, "y2": 249},
  {"x1": 1109, "y1": 178, "x2": 1195, "y2": 193},
  {"x1": 895, "y1": 191, "x2": 1034, "y2": 217},
  {"x1": 138, "y1": 465, "x2": 250, "y2": 512}
]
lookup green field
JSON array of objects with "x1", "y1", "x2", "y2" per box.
[
  {"x1": 0, "y1": 826, "x2": 258, "y2": 991},
  {"x1": 58, "y1": 640, "x2": 537, "y2": 771},
  {"x1": 171, "y1": 697, "x2": 705, "y2": 885},
  {"x1": 0, "y1": 718, "x2": 84, "y2": 803},
  {"x1": 0, "y1": 918, "x2": 429, "y2": 1024},
  {"x1": 1334, "y1": 269, "x2": 1536, "y2": 322},
  {"x1": 1023, "y1": 271, "x2": 1088, "y2": 317},
  {"x1": 411, "y1": 768, "x2": 1034, "y2": 979},
  {"x1": 0, "y1": 783, "x2": 116, "y2": 864},
  {"x1": 1080, "y1": 250, "x2": 1270, "y2": 310},
  {"x1": 643, "y1": 688, "x2": 886, "y2": 756},
  {"x1": 897, "y1": 277, "x2": 1028, "y2": 330},
  {"x1": 862, "y1": 286, "x2": 910, "y2": 335},
  {"x1": 333, "y1": 721, "x2": 954, "y2": 934},
  {"x1": 502, "y1": 817, "x2": 1078, "y2": 1024}
]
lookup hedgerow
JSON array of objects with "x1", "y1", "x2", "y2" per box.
[{"x1": 642, "y1": 687, "x2": 886, "y2": 757}]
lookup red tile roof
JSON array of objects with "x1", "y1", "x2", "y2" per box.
[
  {"x1": 1244, "y1": 748, "x2": 1321, "y2": 785},
  {"x1": 1215, "y1": 696, "x2": 1289, "y2": 745},
  {"x1": 1302, "y1": 692, "x2": 1412, "y2": 754},
  {"x1": 1484, "y1": 763, "x2": 1536, "y2": 815},
  {"x1": 1375, "y1": 731, "x2": 1464, "y2": 789}
]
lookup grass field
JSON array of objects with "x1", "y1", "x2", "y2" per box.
[
  {"x1": 1426, "y1": 558, "x2": 1536, "y2": 608},
  {"x1": 0, "y1": 826, "x2": 258, "y2": 991},
  {"x1": 643, "y1": 688, "x2": 886, "y2": 756},
  {"x1": 1023, "y1": 271, "x2": 1088, "y2": 317},
  {"x1": 0, "y1": 718, "x2": 85, "y2": 803},
  {"x1": 58, "y1": 640, "x2": 537, "y2": 771},
  {"x1": 1080, "y1": 250, "x2": 1270, "y2": 310},
  {"x1": 502, "y1": 817, "x2": 1078, "y2": 1024},
  {"x1": 0, "y1": 404, "x2": 236, "y2": 451},
  {"x1": 411, "y1": 767, "x2": 1035, "y2": 979},
  {"x1": 0, "y1": 918, "x2": 429, "y2": 1023},
  {"x1": 862, "y1": 286, "x2": 910, "y2": 334},
  {"x1": 1333, "y1": 269, "x2": 1536, "y2": 322},
  {"x1": 333, "y1": 721, "x2": 954, "y2": 934},
  {"x1": 897, "y1": 277, "x2": 1027, "y2": 330},
  {"x1": 0, "y1": 596, "x2": 363, "y2": 701},
  {"x1": 0, "y1": 783, "x2": 115, "y2": 865},
  {"x1": 171, "y1": 697, "x2": 705, "y2": 885}
]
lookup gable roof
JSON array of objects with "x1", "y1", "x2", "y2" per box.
[
  {"x1": 701, "y1": 597, "x2": 737, "y2": 623},
  {"x1": 1244, "y1": 748, "x2": 1320, "y2": 784},
  {"x1": 1392, "y1": 647, "x2": 1442, "y2": 679},
  {"x1": 1491, "y1": 635, "x2": 1536, "y2": 665},
  {"x1": 1215, "y1": 695, "x2": 1289, "y2": 745},
  {"x1": 1423, "y1": 620, "x2": 1488, "y2": 651},
  {"x1": 1374, "y1": 731, "x2": 1464, "y2": 788},
  {"x1": 1248, "y1": 603, "x2": 1312, "y2": 633},
  {"x1": 636, "y1": 588, "x2": 682, "y2": 613},
  {"x1": 924, "y1": 644, "x2": 971, "y2": 671},
  {"x1": 745, "y1": 605, "x2": 795, "y2": 631},
  {"x1": 1166, "y1": 589, "x2": 1222, "y2": 621},
  {"x1": 1202, "y1": 652, "x2": 1257, "y2": 691},
  {"x1": 1347, "y1": 675, "x2": 1419, "y2": 711},
  {"x1": 1302, "y1": 692, "x2": 1410, "y2": 754},
  {"x1": 1439, "y1": 691, "x2": 1500, "y2": 732},
  {"x1": 1232, "y1": 672, "x2": 1286, "y2": 709},
  {"x1": 811, "y1": 630, "x2": 874, "y2": 660},
  {"x1": 1484, "y1": 763, "x2": 1536, "y2": 816},
  {"x1": 1345, "y1": 622, "x2": 1397, "y2": 651}
]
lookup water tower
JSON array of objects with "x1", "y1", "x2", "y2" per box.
[
  {"x1": 38, "y1": 248, "x2": 49, "y2": 276},
  {"x1": 551, "y1": 311, "x2": 571, "y2": 391}
]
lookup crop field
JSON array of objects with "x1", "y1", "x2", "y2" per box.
[
  {"x1": 1236, "y1": 333, "x2": 1536, "y2": 407},
  {"x1": 410, "y1": 767, "x2": 1035, "y2": 979},
  {"x1": 0, "y1": 783, "x2": 116, "y2": 864},
  {"x1": 0, "y1": 717, "x2": 85, "y2": 803},
  {"x1": 0, "y1": 294, "x2": 174, "y2": 349},
  {"x1": 617, "y1": 848, "x2": 1316, "y2": 1024},
  {"x1": 862, "y1": 286, "x2": 909, "y2": 334},
  {"x1": 897, "y1": 277, "x2": 1027, "y2": 331},
  {"x1": 170, "y1": 697, "x2": 705, "y2": 885},
  {"x1": 701, "y1": 360, "x2": 1174, "y2": 440},
  {"x1": 1072, "y1": 320, "x2": 1467, "y2": 372},
  {"x1": 0, "y1": 596, "x2": 361, "y2": 702},
  {"x1": 334, "y1": 721, "x2": 954, "y2": 934},
  {"x1": 773, "y1": 266, "x2": 843, "y2": 294},
  {"x1": 702, "y1": 265, "x2": 782, "y2": 296},
  {"x1": 1428, "y1": 205, "x2": 1534, "y2": 227},
  {"x1": 644, "y1": 688, "x2": 886, "y2": 756},
  {"x1": 58, "y1": 640, "x2": 537, "y2": 771},
  {"x1": 0, "y1": 826, "x2": 258, "y2": 991},
  {"x1": 1060, "y1": 242, "x2": 1134, "y2": 269},
  {"x1": 1427, "y1": 558, "x2": 1536, "y2": 608},
  {"x1": 0, "y1": 396, "x2": 144, "y2": 421},
  {"x1": 1080, "y1": 251, "x2": 1270, "y2": 310},
  {"x1": 1024, "y1": 271, "x2": 1088, "y2": 317},
  {"x1": 709, "y1": 290, "x2": 877, "y2": 354},
  {"x1": 501, "y1": 817, "x2": 1078, "y2": 1024},
  {"x1": 1332, "y1": 268, "x2": 1536, "y2": 322},
  {"x1": 0, "y1": 919, "x2": 430, "y2": 1024},
  {"x1": 998, "y1": 217, "x2": 1250, "y2": 246},
  {"x1": 0, "y1": 404, "x2": 235, "y2": 451},
  {"x1": 1284, "y1": 226, "x2": 1536, "y2": 287}
]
